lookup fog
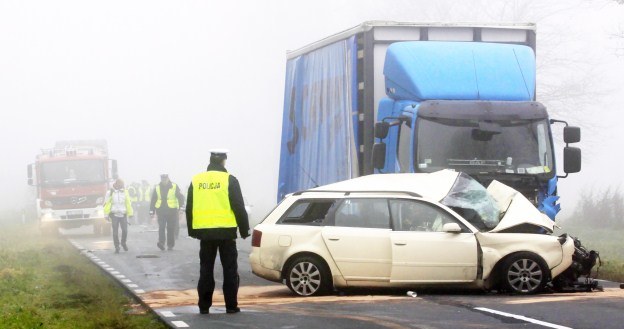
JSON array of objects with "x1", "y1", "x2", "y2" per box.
[{"x1": 1, "y1": 0, "x2": 623, "y2": 225}]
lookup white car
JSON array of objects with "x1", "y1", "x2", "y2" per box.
[{"x1": 250, "y1": 170, "x2": 575, "y2": 296}]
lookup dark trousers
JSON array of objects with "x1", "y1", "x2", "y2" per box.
[
  {"x1": 157, "y1": 209, "x2": 178, "y2": 248},
  {"x1": 110, "y1": 214, "x2": 128, "y2": 249},
  {"x1": 198, "y1": 239, "x2": 239, "y2": 310}
]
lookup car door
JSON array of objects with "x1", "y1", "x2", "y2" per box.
[
  {"x1": 389, "y1": 199, "x2": 479, "y2": 283},
  {"x1": 321, "y1": 198, "x2": 392, "y2": 282}
]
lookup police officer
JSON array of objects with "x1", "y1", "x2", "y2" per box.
[
  {"x1": 186, "y1": 149, "x2": 249, "y2": 315},
  {"x1": 150, "y1": 174, "x2": 185, "y2": 251}
]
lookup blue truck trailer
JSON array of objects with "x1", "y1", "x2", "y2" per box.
[{"x1": 278, "y1": 21, "x2": 581, "y2": 220}]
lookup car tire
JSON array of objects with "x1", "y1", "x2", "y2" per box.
[
  {"x1": 501, "y1": 252, "x2": 548, "y2": 295},
  {"x1": 285, "y1": 256, "x2": 331, "y2": 296}
]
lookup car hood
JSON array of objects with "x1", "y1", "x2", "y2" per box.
[{"x1": 487, "y1": 180, "x2": 555, "y2": 233}]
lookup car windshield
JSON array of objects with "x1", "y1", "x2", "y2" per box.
[
  {"x1": 415, "y1": 117, "x2": 554, "y2": 176},
  {"x1": 41, "y1": 160, "x2": 106, "y2": 186},
  {"x1": 440, "y1": 172, "x2": 501, "y2": 231}
]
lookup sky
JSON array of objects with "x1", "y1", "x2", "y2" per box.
[{"x1": 1, "y1": 0, "x2": 623, "y2": 224}]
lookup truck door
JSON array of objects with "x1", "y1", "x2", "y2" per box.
[
  {"x1": 321, "y1": 198, "x2": 392, "y2": 282},
  {"x1": 388, "y1": 199, "x2": 478, "y2": 283}
]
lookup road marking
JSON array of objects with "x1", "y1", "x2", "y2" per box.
[
  {"x1": 160, "y1": 311, "x2": 176, "y2": 318},
  {"x1": 171, "y1": 320, "x2": 189, "y2": 327},
  {"x1": 135, "y1": 289, "x2": 145, "y2": 294},
  {"x1": 128, "y1": 284, "x2": 138, "y2": 288},
  {"x1": 97, "y1": 261, "x2": 105, "y2": 265},
  {"x1": 121, "y1": 279, "x2": 132, "y2": 283},
  {"x1": 474, "y1": 307, "x2": 571, "y2": 329},
  {"x1": 111, "y1": 271, "x2": 120, "y2": 275}
]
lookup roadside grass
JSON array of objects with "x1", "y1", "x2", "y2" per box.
[
  {"x1": 0, "y1": 222, "x2": 168, "y2": 329},
  {"x1": 559, "y1": 225, "x2": 624, "y2": 283}
]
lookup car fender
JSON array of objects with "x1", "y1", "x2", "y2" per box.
[{"x1": 476, "y1": 232, "x2": 563, "y2": 280}]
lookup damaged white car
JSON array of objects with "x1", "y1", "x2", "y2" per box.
[{"x1": 250, "y1": 170, "x2": 590, "y2": 296}]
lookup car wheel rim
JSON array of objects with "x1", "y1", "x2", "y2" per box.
[
  {"x1": 289, "y1": 261, "x2": 322, "y2": 296},
  {"x1": 507, "y1": 258, "x2": 543, "y2": 293}
]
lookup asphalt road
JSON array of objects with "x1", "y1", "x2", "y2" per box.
[{"x1": 60, "y1": 222, "x2": 624, "y2": 329}]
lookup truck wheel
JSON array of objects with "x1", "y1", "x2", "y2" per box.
[
  {"x1": 285, "y1": 256, "x2": 331, "y2": 296},
  {"x1": 501, "y1": 252, "x2": 548, "y2": 294}
]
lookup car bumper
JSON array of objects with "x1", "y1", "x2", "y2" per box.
[
  {"x1": 551, "y1": 235, "x2": 575, "y2": 278},
  {"x1": 249, "y1": 251, "x2": 282, "y2": 283}
]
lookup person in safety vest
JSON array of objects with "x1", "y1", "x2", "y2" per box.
[
  {"x1": 150, "y1": 174, "x2": 185, "y2": 251},
  {"x1": 103, "y1": 178, "x2": 134, "y2": 254},
  {"x1": 127, "y1": 182, "x2": 140, "y2": 224},
  {"x1": 185, "y1": 149, "x2": 249, "y2": 315}
]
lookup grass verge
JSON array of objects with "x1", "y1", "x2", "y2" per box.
[
  {"x1": 0, "y1": 222, "x2": 169, "y2": 329},
  {"x1": 559, "y1": 225, "x2": 624, "y2": 283}
]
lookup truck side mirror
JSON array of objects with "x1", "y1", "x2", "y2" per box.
[
  {"x1": 111, "y1": 160, "x2": 119, "y2": 180},
  {"x1": 372, "y1": 143, "x2": 386, "y2": 169},
  {"x1": 374, "y1": 122, "x2": 390, "y2": 139},
  {"x1": 27, "y1": 164, "x2": 34, "y2": 186},
  {"x1": 563, "y1": 126, "x2": 581, "y2": 144},
  {"x1": 563, "y1": 147, "x2": 581, "y2": 174}
]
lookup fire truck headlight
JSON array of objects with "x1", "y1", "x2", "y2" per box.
[
  {"x1": 44, "y1": 200, "x2": 53, "y2": 207},
  {"x1": 41, "y1": 213, "x2": 54, "y2": 222}
]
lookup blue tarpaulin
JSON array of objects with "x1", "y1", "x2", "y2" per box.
[{"x1": 277, "y1": 37, "x2": 359, "y2": 201}]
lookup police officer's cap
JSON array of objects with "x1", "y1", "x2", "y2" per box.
[{"x1": 210, "y1": 149, "x2": 229, "y2": 160}]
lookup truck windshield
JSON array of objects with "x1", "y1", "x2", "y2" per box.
[
  {"x1": 440, "y1": 172, "x2": 501, "y2": 231},
  {"x1": 41, "y1": 160, "x2": 106, "y2": 186},
  {"x1": 415, "y1": 117, "x2": 554, "y2": 176}
]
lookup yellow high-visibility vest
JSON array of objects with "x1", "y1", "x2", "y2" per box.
[
  {"x1": 127, "y1": 185, "x2": 138, "y2": 202},
  {"x1": 155, "y1": 183, "x2": 180, "y2": 209},
  {"x1": 192, "y1": 171, "x2": 236, "y2": 229}
]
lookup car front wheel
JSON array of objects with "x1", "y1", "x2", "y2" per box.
[
  {"x1": 285, "y1": 256, "x2": 331, "y2": 296},
  {"x1": 501, "y1": 252, "x2": 548, "y2": 294}
]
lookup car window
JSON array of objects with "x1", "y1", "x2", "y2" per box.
[
  {"x1": 334, "y1": 198, "x2": 390, "y2": 229},
  {"x1": 389, "y1": 199, "x2": 467, "y2": 232},
  {"x1": 278, "y1": 199, "x2": 336, "y2": 225}
]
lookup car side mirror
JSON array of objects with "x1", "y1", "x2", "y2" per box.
[
  {"x1": 372, "y1": 143, "x2": 386, "y2": 169},
  {"x1": 27, "y1": 164, "x2": 34, "y2": 186},
  {"x1": 563, "y1": 126, "x2": 581, "y2": 144},
  {"x1": 374, "y1": 122, "x2": 390, "y2": 139},
  {"x1": 442, "y1": 223, "x2": 462, "y2": 233},
  {"x1": 563, "y1": 147, "x2": 581, "y2": 174}
]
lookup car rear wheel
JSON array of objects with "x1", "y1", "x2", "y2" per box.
[
  {"x1": 501, "y1": 252, "x2": 548, "y2": 294},
  {"x1": 285, "y1": 256, "x2": 331, "y2": 296}
]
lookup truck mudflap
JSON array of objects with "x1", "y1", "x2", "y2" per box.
[{"x1": 550, "y1": 235, "x2": 602, "y2": 292}]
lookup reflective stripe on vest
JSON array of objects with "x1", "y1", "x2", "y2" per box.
[
  {"x1": 192, "y1": 171, "x2": 236, "y2": 229},
  {"x1": 155, "y1": 183, "x2": 179, "y2": 209}
]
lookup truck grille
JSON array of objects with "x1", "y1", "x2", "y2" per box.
[{"x1": 48, "y1": 195, "x2": 99, "y2": 209}]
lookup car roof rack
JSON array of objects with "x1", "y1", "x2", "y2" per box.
[{"x1": 292, "y1": 190, "x2": 422, "y2": 198}]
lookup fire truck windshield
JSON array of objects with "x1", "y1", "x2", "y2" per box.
[{"x1": 41, "y1": 160, "x2": 106, "y2": 186}]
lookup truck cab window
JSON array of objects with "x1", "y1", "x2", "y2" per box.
[{"x1": 397, "y1": 121, "x2": 413, "y2": 173}]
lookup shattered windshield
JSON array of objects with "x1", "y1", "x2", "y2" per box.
[
  {"x1": 41, "y1": 160, "x2": 106, "y2": 186},
  {"x1": 415, "y1": 117, "x2": 554, "y2": 176},
  {"x1": 441, "y1": 172, "x2": 501, "y2": 231}
]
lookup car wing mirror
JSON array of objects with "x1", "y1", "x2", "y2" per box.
[{"x1": 442, "y1": 223, "x2": 462, "y2": 233}]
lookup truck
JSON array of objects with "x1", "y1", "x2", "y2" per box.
[
  {"x1": 278, "y1": 21, "x2": 581, "y2": 220},
  {"x1": 27, "y1": 140, "x2": 118, "y2": 235}
]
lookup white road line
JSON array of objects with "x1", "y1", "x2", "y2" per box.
[
  {"x1": 111, "y1": 271, "x2": 120, "y2": 275},
  {"x1": 160, "y1": 311, "x2": 176, "y2": 318},
  {"x1": 121, "y1": 279, "x2": 132, "y2": 283},
  {"x1": 127, "y1": 284, "x2": 138, "y2": 288},
  {"x1": 134, "y1": 289, "x2": 145, "y2": 294},
  {"x1": 114, "y1": 275, "x2": 125, "y2": 278},
  {"x1": 475, "y1": 307, "x2": 572, "y2": 329},
  {"x1": 171, "y1": 321, "x2": 189, "y2": 328}
]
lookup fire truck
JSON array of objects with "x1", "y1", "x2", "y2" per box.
[{"x1": 27, "y1": 140, "x2": 118, "y2": 235}]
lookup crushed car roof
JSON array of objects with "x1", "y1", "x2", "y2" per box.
[{"x1": 310, "y1": 170, "x2": 459, "y2": 201}]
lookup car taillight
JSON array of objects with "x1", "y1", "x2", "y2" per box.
[{"x1": 251, "y1": 229, "x2": 262, "y2": 247}]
